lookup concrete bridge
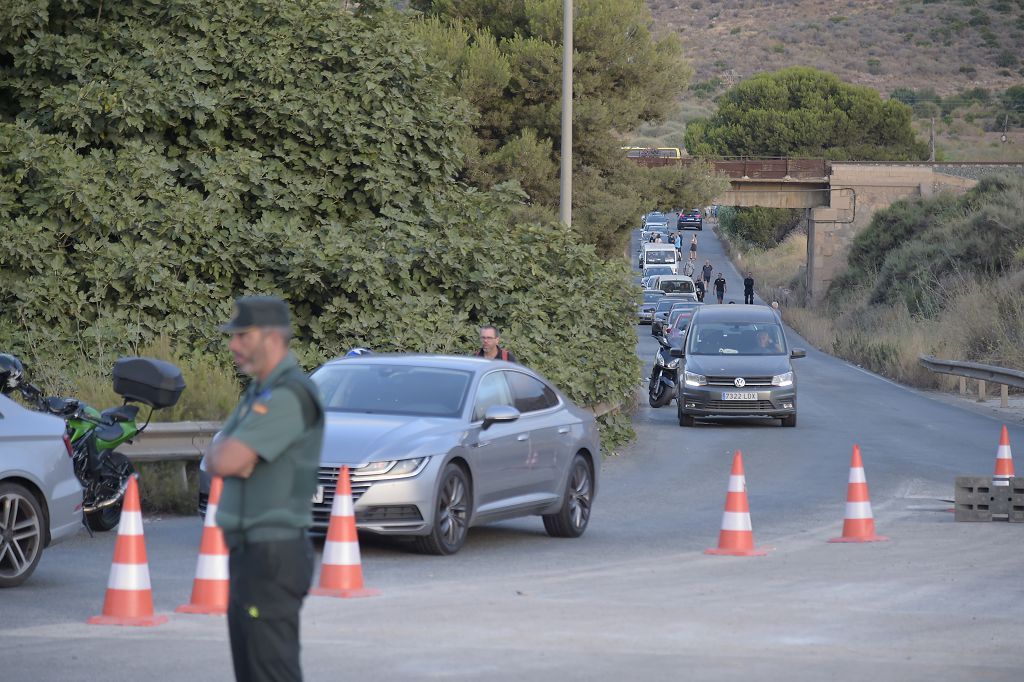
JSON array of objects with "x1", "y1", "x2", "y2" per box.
[{"x1": 667, "y1": 158, "x2": 1024, "y2": 303}]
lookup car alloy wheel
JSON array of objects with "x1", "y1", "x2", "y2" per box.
[
  {"x1": 414, "y1": 463, "x2": 470, "y2": 555},
  {"x1": 0, "y1": 483, "x2": 44, "y2": 588},
  {"x1": 543, "y1": 454, "x2": 593, "y2": 538}
]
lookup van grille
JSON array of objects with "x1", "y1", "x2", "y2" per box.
[{"x1": 706, "y1": 376, "x2": 774, "y2": 387}]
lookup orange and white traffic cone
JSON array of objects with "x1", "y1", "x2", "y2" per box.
[
  {"x1": 88, "y1": 476, "x2": 168, "y2": 626},
  {"x1": 705, "y1": 451, "x2": 767, "y2": 556},
  {"x1": 993, "y1": 425, "x2": 1015, "y2": 487},
  {"x1": 311, "y1": 465, "x2": 379, "y2": 598},
  {"x1": 829, "y1": 445, "x2": 888, "y2": 543},
  {"x1": 176, "y1": 476, "x2": 229, "y2": 615}
]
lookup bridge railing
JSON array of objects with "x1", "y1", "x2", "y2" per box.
[
  {"x1": 627, "y1": 155, "x2": 830, "y2": 179},
  {"x1": 919, "y1": 354, "x2": 1024, "y2": 407}
]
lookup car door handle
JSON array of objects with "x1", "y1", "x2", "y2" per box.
[
  {"x1": 557, "y1": 427, "x2": 571, "y2": 434},
  {"x1": 516, "y1": 434, "x2": 529, "y2": 441},
  {"x1": 476, "y1": 441, "x2": 491, "y2": 448}
]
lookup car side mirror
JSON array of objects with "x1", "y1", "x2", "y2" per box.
[
  {"x1": 482, "y1": 405, "x2": 520, "y2": 430},
  {"x1": 670, "y1": 348, "x2": 685, "y2": 358},
  {"x1": 790, "y1": 349, "x2": 806, "y2": 359}
]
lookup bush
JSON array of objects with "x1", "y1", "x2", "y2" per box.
[
  {"x1": 0, "y1": 0, "x2": 641, "y2": 447},
  {"x1": 719, "y1": 207, "x2": 802, "y2": 249}
]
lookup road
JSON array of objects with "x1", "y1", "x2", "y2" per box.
[{"x1": 3, "y1": 219, "x2": 1022, "y2": 681}]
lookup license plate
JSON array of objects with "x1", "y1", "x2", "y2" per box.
[
  {"x1": 312, "y1": 485, "x2": 324, "y2": 504},
  {"x1": 722, "y1": 392, "x2": 758, "y2": 400}
]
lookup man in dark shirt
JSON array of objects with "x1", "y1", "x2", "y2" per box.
[
  {"x1": 701, "y1": 260, "x2": 713, "y2": 287},
  {"x1": 713, "y1": 273, "x2": 727, "y2": 304},
  {"x1": 695, "y1": 278, "x2": 706, "y2": 302},
  {"x1": 475, "y1": 325, "x2": 517, "y2": 362},
  {"x1": 743, "y1": 271, "x2": 755, "y2": 304}
]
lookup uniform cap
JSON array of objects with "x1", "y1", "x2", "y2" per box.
[{"x1": 219, "y1": 296, "x2": 291, "y2": 332}]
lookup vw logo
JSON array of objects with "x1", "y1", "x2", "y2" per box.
[{"x1": 734, "y1": 377, "x2": 746, "y2": 387}]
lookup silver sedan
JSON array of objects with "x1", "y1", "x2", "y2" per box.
[
  {"x1": 310, "y1": 355, "x2": 600, "y2": 555},
  {"x1": 1, "y1": 394, "x2": 83, "y2": 587}
]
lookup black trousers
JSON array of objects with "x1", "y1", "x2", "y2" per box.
[
  {"x1": 227, "y1": 537, "x2": 314, "y2": 682},
  {"x1": 744, "y1": 291, "x2": 754, "y2": 304}
]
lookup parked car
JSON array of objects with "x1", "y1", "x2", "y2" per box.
[
  {"x1": 677, "y1": 209, "x2": 703, "y2": 231},
  {"x1": 642, "y1": 266, "x2": 674, "y2": 280},
  {"x1": 641, "y1": 211, "x2": 667, "y2": 228},
  {"x1": 201, "y1": 355, "x2": 600, "y2": 555},
  {"x1": 673, "y1": 305, "x2": 805, "y2": 427},
  {"x1": 0, "y1": 394, "x2": 82, "y2": 587},
  {"x1": 637, "y1": 289, "x2": 666, "y2": 324}
]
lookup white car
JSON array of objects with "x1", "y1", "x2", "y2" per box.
[{"x1": 0, "y1": 394, "x2": 83, "y2": 587}]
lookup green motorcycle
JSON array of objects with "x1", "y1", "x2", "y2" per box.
[{"x1": 3, "y1": 355, "x2": 185, "y2": 531}]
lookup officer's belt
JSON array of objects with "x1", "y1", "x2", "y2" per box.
[{"x1": 222, "y1": 526, "x2": 308, "y2": 548}]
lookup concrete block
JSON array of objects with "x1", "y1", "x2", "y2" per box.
[
  {"x1": 1009, "y1": 477, "x2": 1024, "y2": 523},
  {"x1": 955, "y1": 476, "x2": 1011, "y2": 521}
]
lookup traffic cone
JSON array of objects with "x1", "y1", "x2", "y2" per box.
[
  {"x1": 88, "y1": 476, "x2": 168, "y2": 626},
  {"x1": 311, "y1": 465, "x2": 379, "y2": 598},
  {"x1": 993, "y1": 425, "x2": 1015, "y2": 487},
  {"x1": 829, "y1": 445, "x2": 889, "y2": 543},
  {"x1": 705, "y1": 451, "x2": 767, "y2": 556},
  {"x1": 176, "y1": 476, "x2": 229, "y2": 615}
]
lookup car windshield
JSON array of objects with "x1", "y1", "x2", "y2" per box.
[
  {"x1": 645, "y1": 250, "x2": 675, "y2": 264},
  {"x1": 668, "y1": 308, "x2": 694, "y2": 325},
  {"x1": 686, "y1": 322, "x2": 787, "y2": 356},
  {"x1": 655, "y1": 299, "x2": 678, "y2": 313},
  {"x1": 644, "y1": 266, "x2": 673, "y2": 276},
  {"x1": 312, "y1": 363, "x2": 472, "y2": 417},
  {"x1": 643, "y1": 292, "x2": 665, "y2": 303}
]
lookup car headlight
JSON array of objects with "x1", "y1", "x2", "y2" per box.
[
  {"x1": 352, "y1": 457, "x2": 429, "y2": 479},
  {"x1": 684, "y1": 370, "x2": 706, "y2": 387},
  {"x1": 772, "y1": 371, "x2": 794, "y2": 387}
]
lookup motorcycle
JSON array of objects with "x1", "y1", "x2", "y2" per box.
[
  {"x1": 5, "y1": 355, "x2": 185, "y2": 531},
  {"x1": 648, "y1": 335, "x2": 679, "y2": 408}
]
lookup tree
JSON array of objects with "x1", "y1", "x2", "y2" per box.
[
  {"x1": 410, "y1": 0, "x2": 712, "y2": 256},
  {"x1": 685, "y1": 67, "x2": 929, "y2": 161}
]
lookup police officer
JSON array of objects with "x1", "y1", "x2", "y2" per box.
[{"x1": 205, "y1": 296, "x2": 324, "y2": 682}]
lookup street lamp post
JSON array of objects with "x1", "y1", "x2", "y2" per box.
[{"x1": 559, "y1": 0, "x2": 572, "y2": 228}]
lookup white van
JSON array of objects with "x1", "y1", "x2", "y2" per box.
[
  {"x1": 639, "y1": 244, "x2": 678, "y2": 274},
  {"x1": 656, "y1": 274, "x2": 697, "y2": 296}
]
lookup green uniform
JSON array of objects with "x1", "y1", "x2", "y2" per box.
[{"x1": 216, "y1": 352, "x2": 324, "y2": 682}]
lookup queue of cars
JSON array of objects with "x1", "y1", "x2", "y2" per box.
[{"x1": 636, "y1": 210, "x2": 804, "y2": 428}]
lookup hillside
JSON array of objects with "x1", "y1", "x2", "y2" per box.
[{"x1": 639, "y1": 0, "x2": 1024, "y2": 159}]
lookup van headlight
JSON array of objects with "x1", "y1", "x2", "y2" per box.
[
  {"x1": 353, "y1": 457, "x2": 429, "y2": 479},
  {"x1": 684, "y1": 371, "x2": 706, "y2": 387},
  {"x1": 772, "y1": 372, "x2": 794, "y2": 387}
]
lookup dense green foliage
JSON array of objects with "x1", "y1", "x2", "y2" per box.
[
  {"x1": 891, "y1": 84, "x2": 1024, "y2": 128},
  {"x1": 827, "y1": 174, "x2": 1024, "y2": 317},
  {"x1": 0, "y1": 0, "x2": 639, "y2": 441},
  {"x1": 409, "y1": 0, "x2": 714, "y2": 256},
  {"x1": 717, "y1": 206, "x2": 802, "y2": 249},
  {"x1": 685, "y1": 67, "x2": 930, "y2": 160}
]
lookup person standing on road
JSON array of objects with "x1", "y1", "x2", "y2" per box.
[
  {"x1": 713, "y1": 273, "x2": 727, "y2": 304},
  {"x1": 476, "y1": 325, "x2": 517, "y2": 362},
  {"x1": 701, "y1": 260, "x2": 713, "y2": 287},
  {"x1": 695, "y1": 278, "x2": 706, "y2": 302},
  {"x1": 743, "y1": 271, "x2": 755, "y2": 304},
  {"x1": 689, "y1": 235, "x2": 698, "y2": 263},
  {"x1": 206, "y1": 296, "x2": 324, "y2": 682}
]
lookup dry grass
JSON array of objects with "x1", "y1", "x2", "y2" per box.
[
  {"x1": 717, "y1": 226, "x2": 1024, "y2": 391},
  {"x1": 36, "y1": 335, "x2": 241, "y2": 423}
]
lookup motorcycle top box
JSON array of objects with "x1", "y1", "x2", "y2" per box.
[{"x1": 112, "y1": 357, "x2": 185, "y2": 408}]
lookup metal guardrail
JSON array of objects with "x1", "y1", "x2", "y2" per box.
[
  {"x1": 119, "y1": 402, "x2": 626, "y2": 464},
  {"x1": 119, "y1": 421, "x2": 220, "y2": 463},
  {"x1": 919, "y1": 355, "x2": 1024, "y2": 407}
]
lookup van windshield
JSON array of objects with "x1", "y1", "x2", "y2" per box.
[
  {"x1": 645, "y1": 250, "x2": 675, "y2": 264},
  {"x1": 661, "y1": 280, "x2": 694, "y2": 294},
  {"x1": 686, "y1": 322, "x2": 787, "y2": 356}
]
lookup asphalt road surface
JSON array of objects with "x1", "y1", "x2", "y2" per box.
[{"x1": 3, "y1": 219, "x2": 1022, "y2": 681}]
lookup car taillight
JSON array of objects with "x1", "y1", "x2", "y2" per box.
[{"x1": 62, "y1": 434, "x2": 73, "y2": 458}]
